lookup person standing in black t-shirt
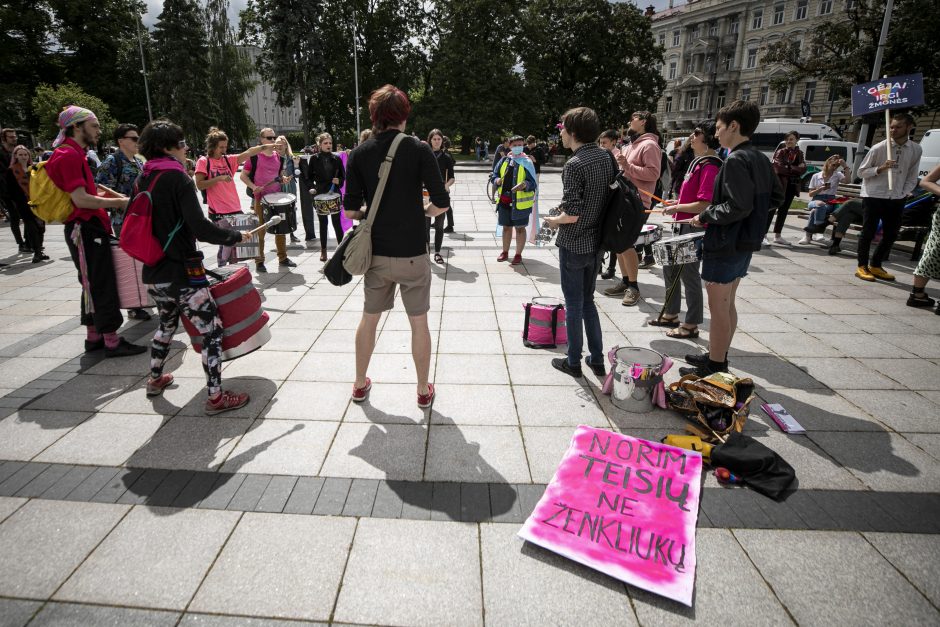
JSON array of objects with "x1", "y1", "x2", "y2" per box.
[
  {"x1": 426, "y1": 129, "x2": 455, "y2": 263},
  {"x1": 307, "y1": 132, "x2": 346, "y2": 261}
]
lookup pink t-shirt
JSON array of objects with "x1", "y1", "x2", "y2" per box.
[
  {"x1": 674, "y1": 157, "x2": 720, "y2": 221},
  {"x1": 196, "y1": 155, "x2": 241, "y2": 215},
  {"x1": 244, "y1": 152, "x2": 282, "y2": 196},
  {"x1": 618, "y1": 133, "x2": 661, "y2": 209}
]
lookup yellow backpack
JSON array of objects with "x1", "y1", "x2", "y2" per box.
[{"x1": 28, "y1": 159, "x2": 75, "y2": 224}]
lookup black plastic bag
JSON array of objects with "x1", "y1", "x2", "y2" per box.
[{"x1": 710, "y1": 432, "x2": 796, "y2": 500}]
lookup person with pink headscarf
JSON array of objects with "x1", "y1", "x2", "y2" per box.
[{"x1": 45, "y1": 105, "x2": 146, "y2": 358}]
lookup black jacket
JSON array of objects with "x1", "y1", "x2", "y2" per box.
[
  {"x1": 140, "y1": 168, "x2": 240, "y2": 286},
  {"x1": 344, "y1": 130, "x2": 450, "y2": 258},
  {"x1": 699, "y1": 141, "x2": 783, "y2": 258},
  {"x1": 305, "y1": 152, "x2": 345, "y2": 194}
]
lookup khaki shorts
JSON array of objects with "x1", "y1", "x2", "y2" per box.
[{"x1": 363, "y1": 254, "x2": 432, "y2": 316}]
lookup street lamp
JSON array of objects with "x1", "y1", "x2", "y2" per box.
[
  {"x1": 352, "y1": 9, "x2": 361, "y2": 139},
  {"x1": 135, "y1": 15, "x2": 153, "y2": 122}
]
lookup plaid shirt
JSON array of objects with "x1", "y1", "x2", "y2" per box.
[{"x1": 556, "y1": 143, "x2": 616, "y2": 255}]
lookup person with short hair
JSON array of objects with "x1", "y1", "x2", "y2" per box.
[
  {"x1": 194, "y1": 127, "x2": 276, "y2": 267},
  {"x1": 426, "y1": 128, "x2": 455, "y2": 263},
  {"x1": 854, "y1": 112, "x2": 923, "y2": 282},
  {"x1": 343, "y1": 84, "x2": 450, "y2": 408},
  {"x1": 45, "y1": 106, "x2": 145, "y2": 358},
  {"x1": 239, "y1": 128, "x2": 293, "y2": 272},
  {"x1": 0, "y1": 128, "x2": 28, "y2": 252},
  {"x1": 798, "y1": 154, "x2": 845, "y2": 246},
  {"x1": 4, "y1": 145, "x2": 47, "y2": 262},
  {"x1": 767, "y1": 130, "x2": 806, "y2": 245},
  {"x1": 491, "y1": 135, "x2": 537, "y2": 265},
  {"x1": 305, "y1": 132, "x2": 346, "y2": 262},
  {"x1": 137, "y1": 120, "x2": 252, "y2": 414},
  {"x1": 544, "y1": 107, "x2": 616, "y2": 378},
  {"x1": 604, "y1": 111, "x2": 661, "y2": 306},
  {"x1": 680, "y1": 101, "x2": 783, "y2": 377}
]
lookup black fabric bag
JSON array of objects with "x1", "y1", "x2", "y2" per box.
[
  {"x1": 323, "y1": 228, "x2": 355, "y2": 286},
  {"x1": 710, "y1": 431, "x2": 797, "y2": 500},
  {"x1": 600, "y1": 151, "x2": 646, "y2": 254}
]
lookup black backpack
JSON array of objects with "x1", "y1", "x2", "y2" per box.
[
  {"x1": 600, "y1": 152, "x2": 646, "y2": 254},
  {"x1": 243, "y1": 154, "x2": 259, "y2": 198}
]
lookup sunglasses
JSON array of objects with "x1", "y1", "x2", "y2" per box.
[
  {"x1": 122, "y1": 135, "x2": 139, "y2": 142},
  {"x1": 691, "y1": 129, "x2": 703, "y2": 137},
  {"x1": 263, "y1": 136, "x2": 276, "y2": 141}
]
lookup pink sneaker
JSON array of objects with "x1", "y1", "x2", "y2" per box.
[
  {"x1": 352, "y1": 378, "x2": 372, "y2": 403},
  {"x1": 146, "y1": 374, "x2": 174, "y2": 397},
  {"x1": 205, "y1": 390, "x2": 250, "y2": 415},
  {"x1": 417, "y1": 383, "x2": 435, "y2": 409}
]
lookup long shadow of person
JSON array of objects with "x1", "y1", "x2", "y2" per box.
[
  {"x1": 441, "y1": 262, "x2": 480, "y2": 284},
  {"x1": 347, "y1": 404, "x2": 516, "y2": 520}
]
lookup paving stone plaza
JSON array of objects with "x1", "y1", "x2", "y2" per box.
[{"x1": 0, "y1": 164, "x2": 938, "y2": 625}]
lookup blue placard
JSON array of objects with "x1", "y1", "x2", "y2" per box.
[{"x1": 851, "y1": 73, "x2": 925, "y2": 116}]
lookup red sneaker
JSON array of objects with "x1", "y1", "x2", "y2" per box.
[
  {"x1": 496, "y1": 251, "x2": 509, "y2": 262},
  {"x1": 205, "y1": 390, "x2": 250, "y2": 415},
  {"x1": 417, "y1": 383, "x2": 435, "y2": 409},
  {"x1": 352, "y1": 377, "x2": 372, "y2": 403},
  {"x1": 146, "y1": 374, "x2": 174, "y2": 397},
  {"x1": 510, "y1": 254, "x2": 522, "y2": 265}
]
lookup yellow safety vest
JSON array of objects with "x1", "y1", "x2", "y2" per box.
[{"x1": 498, "y1": 160, "x2": 535, "y2": 211}]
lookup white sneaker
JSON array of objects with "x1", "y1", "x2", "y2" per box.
[
  {"x1": 796, "y1": 237, "x2": 812, "y2": 245},
  {"x1": 773, "y1": 236, "x2": 791, "y2": 246},
  {"x1": 763, "y1": 236, "x2": 773, "y2": 246},
  {"x1": 812, "y1": 233, "x2": 827, "y2": 242}
]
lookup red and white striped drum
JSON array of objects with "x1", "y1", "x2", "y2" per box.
[{"x1": 180, "y1": 265, "x2": 271, "y2": 360}]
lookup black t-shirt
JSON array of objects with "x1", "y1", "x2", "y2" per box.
[
  {"x1": 433, "y1": 150, "x2": 455, "y2": 183},
  {"x1": 344, "y1": 130, "x2": 450, "y2": 257},
  {"x1": 140, "y1": 168, "x2": 240, "y2": 286}
]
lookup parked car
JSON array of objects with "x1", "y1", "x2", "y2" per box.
[{"x1": 918, "y1": 129, "x2": 940, "y2": 179}]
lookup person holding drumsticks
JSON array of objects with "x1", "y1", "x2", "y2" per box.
[
  {"x1": 650, "y1": 120, "x2": 722, "y2": 340},
  {"x1": 276, "y1": 134, "x2": 302, "y2": 244},
  {"x1": 240, "y1": 128, "x2": 294, "y2": 271},
  {"x1": 137, "y1": 120, "x2": 254, "y2": 414},
  {"x1": 427, "y1": 128, "x2": 455, "y2": 264},
  {"x1": 308, "y1": 132, "x2": 346, "y2": 262}
]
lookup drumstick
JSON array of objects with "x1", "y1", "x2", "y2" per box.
[
  {"x1": 247, "y1": 215, "x2": 282, "y2": 235},
  {"x1": 637, "y1": 188, "x2": 666, "y2": 204},
  {"x1": 664, "y1": 219, "x2": 694, "y2": 224}
]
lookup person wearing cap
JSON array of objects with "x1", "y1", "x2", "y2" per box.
[
  {"x1": 44, "y1": 105, "x2": 146, "y2": 358},
  {"x1": 490, "y1": 135, "x2": 537, "y2": 265}
]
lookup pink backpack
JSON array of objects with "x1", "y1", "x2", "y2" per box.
[{"x1": 120, "y1": 172, "x2": 182, "y2": 265}]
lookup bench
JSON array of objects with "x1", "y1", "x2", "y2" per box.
[{"x1": 793, "y1": 182, "x2": 932, "y2": 261}]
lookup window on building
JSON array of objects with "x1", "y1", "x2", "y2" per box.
[
  {"x1": 705, "y1": 56, "x2": 714, "y2": 73},
  {"x1": 665, "y1": 96, "x2": 674, "y2": 113},
  {"x1": 804, "y1": 81, "x2": 817, "y2": 102},
  {"x1": 759, "y1": 86, "x2": 769, "y2": 105},
  {"x1": 847, "y1": 0, "x2": 857, "y2": 9},
  {"x1": 752, "y1": 8, "x2": 763, "y2": 29},
  {"x1": 659, "y1": 33, "x2": 666, "y2": 47},
  {"x1": 795, "y1": 0, "x2": 808, "y2": 20},
  {"x1": 688, "y1": 91, "x2": 700, "y2": 110},
  {"x1": 777, "y1": 84, "x2": 794, "y2": 104},
  {"x1": 709, "y1": 22, "x2": 719, "y2": 37},
  {"x1": 773, "y1": 4, "x2": 784, "y2": 25},
  {"x1": 673, "y1": 30, "x2": 680, "y2": 46},
  {"x1": 722, "y1": 53, "x2": 732, "y2": 70},
  {"x1": 716, "y1": 90, "x2": 727, "y2": 109},
  {"x1": 820, "y1": 0, "x2": 833, "y2": 14},
  {"x1": 730, "y1": 16, "x2": 739, "y2": 34},
  {"x1": 746, "y1": 48, "x2": 758, "y2": 69},
  {"x1": 741, "y1": 87, "x2": 751, "y2": 101},
  {"x1": 668, "y1": 61, "x2": 677, "y2": 79}
]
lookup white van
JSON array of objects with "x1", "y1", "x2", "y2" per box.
[
  {"x1": 918, "y1": 129, "x2": 940, "y2": 178},
  {"x1": 752, "y1": 119, "x2": 842, "y2": 157}
]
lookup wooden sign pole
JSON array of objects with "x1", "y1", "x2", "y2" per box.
[{"x1": 884, "y1": 105, "x2": 894, "y2": 191}]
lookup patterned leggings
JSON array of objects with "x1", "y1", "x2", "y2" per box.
[{"x1": 149, "y1": 284, "x2": 224, "y2": 396}]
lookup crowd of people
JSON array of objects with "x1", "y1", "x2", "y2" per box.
[{"x1": 6, "y1": 83, "x2": 939, "y2": 415}]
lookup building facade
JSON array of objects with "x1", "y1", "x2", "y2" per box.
[
  {"x1": 239, "y1": 45, "x2": 303, "y2": 134},
  {"x1": 650, "y1": 0, "x2": 855, "y2": 138}
]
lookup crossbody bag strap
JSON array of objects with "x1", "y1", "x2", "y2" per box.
[
  {"x1": 363, "y1": 132, "x2": 408, "y2": 228},
  {"x1": 523, "y1": 303, "x2": 532, "y2": 341}
]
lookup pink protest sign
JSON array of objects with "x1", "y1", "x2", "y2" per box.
[{"x1": 518, "y1": 425, "x2": 703, "y2": 606}]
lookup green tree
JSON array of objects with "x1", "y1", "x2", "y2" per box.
[
  {"x1": 205, "y1": 0, "x2": 256, "y2": 146},
  {"x1": 32, "y1": 82, "x2": 117, "y2": 144},
  {"x1": 150, "y1": 0, "x2": 215, "y2": 145},
  {"x1": 0, "y1": 1, "x2": 62, "y2": 129}
]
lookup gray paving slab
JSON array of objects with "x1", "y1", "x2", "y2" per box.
[
  {"x1": 428, "y1": 481, "x2": 460, "y2": 521},
  {"x1": 340, "y1": 478, "x2": 379, "y2": 517},
  {"x1": 14, "y1": 463, "x2": 72, "y2": 498},
  {"x1": 190, "y1": 513, "x2": 355, "y2": 621},
  {"x1": 334, "y1": 518, "x2": 483, "y2": 627},
  {"x1": 54, "y1": 506, "x2": 241, "y2": 610},
  {"x1": 0, "y1": 462, "x2": 49, "y2": 496},
  {"x1": 460, "y1": 482, "x2": 490, "y2": 522},
  {"x1": 0, "y1": 410, "x2": 90, "y2": 461},
  {"x1": 482, "y1": 522, "x2": 635, "y2": 625},
  {"x1": 735, "y1": 529, "x2": 939, "y2": 625},
  {"x1": 311, "y1": 476, "x2": 351, "y2": 515},
  {"x1": 226, "y1": 473, "x2": 272, "y2": 511},
  {"x1": 125, "y1": 415, "x2": 252, "y2": 472},
  {"x1": 0, "y1": 598, "x2": 41, "y2": 627},
  {"x1": 197, "y1": 473, "x2": 247, "y2": 510},
  {"x1": 398, "y1": 480, "x2": 434, "y2": 520},
  {"x1": 89, "y1": 467, "x2": 142, "y2": 503},
  {"x1": 255, "y1": 475, "x2": 298, "y2": 512},
  {"x1": 0, "y1": 499, "x2": 128, "y2": 598},
  {"x1": 0, "y1": 460, "x2": 27, "y2": 485},
  {"x1": 372, "y1": 480, "x2": 405, "y2": 518},
  {"x1": 179, "y1": 615, "x2": 326, "y2": 627},
  {"x1": 516, "y1": 483, "x2": 546, "y2": 520},
  {"x1": 117, "y1": 468, "x2": 170, "y2": 505},
  {"x1": 219, "y1": 419, "x2": 336, "y2": 476},
  {"x1": 62, "y1": 466, "x2": 120, "y2": 502},
  {"x1": 148, "y1": 469, "x2": 199, "y2": 507},
  {"x1": 809, "y1": 431, "x2": 940, "y2": 492},
  {"x1": 172, "y1": 471, "x2": 220, "y2": 509},
  {"x1": 865, "y1": 532, "x2": 940, "y2": 607},
  {"x1": 320, "y1": 421, "x2": 426, "y2": 480},
  {"x1": 281, "y1": 476, "x2": 324, "y2": 515},
  {"x1": 39, "y1": 464, "x2": 94, "y2": 500},
  {"x1": 0, "y1": 496, "x2": 27, "y2": 523},
  {"x1": 425, "y1": 424, "x2": 531, "y2": 483},
  {"x1": 28, "y1": 603, "x2": 180, "y2": 626}
]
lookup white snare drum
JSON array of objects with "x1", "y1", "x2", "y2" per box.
[
  {"x1": 230, "y1": 213, "x2": 260, "y2": 261},
  {"x1": 314, "y1": 192, "x2": 341, "y2": 216},
  {"x1": 652, "y1": 232, "x2": 704, "y2": 266},
  {"x1": 635, "y1": 224, "x2": 663, "y2": 246},
  {"x1": 261, "y1": 192, "x2": 297, "y2": 234}
]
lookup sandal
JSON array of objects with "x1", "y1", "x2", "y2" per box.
[
  {"x1": 648, "y1": 315, "x2": 680, "y2": 328},
  {"x1": 434, "y1": 253, "x2": 444, "y2": 264},
  {"x1": 666, "y1": 326, "x2": 699, "y2": 339}
]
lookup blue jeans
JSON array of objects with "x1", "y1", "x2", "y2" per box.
[{"x1": 559, "y1": 247, "x2": 604, "y2": 367}]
